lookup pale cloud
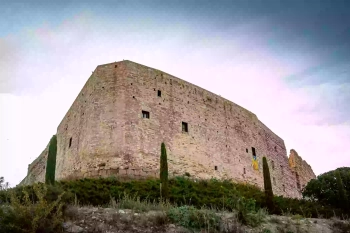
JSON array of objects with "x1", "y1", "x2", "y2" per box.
[{"x1": 1, "y1": 9, "x2": 349, "y2": 186}]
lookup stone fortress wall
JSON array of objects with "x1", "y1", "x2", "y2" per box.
[
  {"x1": 21, "y1": 60, "x2": 316, "y2": 198},
  {"x1": 20, "y1": 144, "x2": 49, "y2": 186},
  {"x1": 289, "y1": 149, "x2": 316, "y2": 191}
]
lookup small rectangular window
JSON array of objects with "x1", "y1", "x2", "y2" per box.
[
  {"x1": 69, "y1": 137, "x2": 72, "y2": 148},
  {"x1": 157, "y1": 90, "x2": 161, "y2": 97},
  {"x1": 182, "y1": 122, "x2": 188, "y2": 133},
  {"x1": 251, "y1": 147, "x2": 256, "y2": 156},
  {"x1": 214, "y1": 166, "x2": 218, "y2": 170},
  {"x1": 142, "y1": 111, "x2": 150, "y2": 119}
]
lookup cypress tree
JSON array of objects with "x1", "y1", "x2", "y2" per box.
[
  {"x1": 45, "y1": 135, "x2": 57, "y2": 185},
  {"x1": 335, "y1": 170, "x2": 349, "y2": 213},
  {"x1": 160, "y1": 142, "x2": 169, "y2": 199},
  {"x1": 262, "y1": 156, "x2": 274, "y2": 212}
]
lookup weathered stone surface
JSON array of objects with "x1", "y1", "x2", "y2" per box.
[
  {"x1": 22, "y1": 60, "x2": 316, "y2": 198},
  {"x1": 289, "y1": 149, "x2": 316, "y2": 191},
  {"x1": 19, "y1": 143, "x2": 49, "y2": 186}
]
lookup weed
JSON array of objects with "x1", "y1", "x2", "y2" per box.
[
  {"x1": 332, "y1": 220, "x2": 350, "y2": 233},
  {"x1": 167, "y1": 205, "x2": 221, "y2": 231},
  {"x1": 0, "y1": 183, "x2": 64, "y2": 233},
  {"x1": 269, "y1": 216, "x2": 282, "y2": 224}
]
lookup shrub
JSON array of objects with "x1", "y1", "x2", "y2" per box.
[
  {"x1": 0, "y1": 183, "x2": 65, "y2": 233},
  {"x1": 303, "y1": 167, "x2": 350, "y2": 214},
  {"x1": 167, "y1": 205, "x2": 220, "y2": 231},
  {"x1": 110, "y1": 193, "x2": 172, "y2": 212},
  {"x1": 332, "y1": 220, "x2": 350, "y2": 233},
  {"x1": 2, "y1": 176, "x2": 344, "y2": 219},
  {"x1": 335, "y1": 170, "x2": 349, "y2": 213}
]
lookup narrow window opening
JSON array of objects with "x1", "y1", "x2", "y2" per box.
[
  {"x1": 252, "y1": 147, "x2": 257, "y2": 161},
  {"x1": 283, "y1": 184, "x2": 285, "y2": 192},
  {"x1": 246, "y1": 148, "x2": 248, "y2": 153},
  {"x1": 115, "y1": 65, "x2": 117, "y2": 68},
  {"x1": 131, "y1": 83, "x2": 133, "y2": 85},
  {"x1": 274, "y1": 146, "x2": 277, "y2": 152},
  {"x1": 251, "y1": 147, "x2": 256, "y2": 156},
  {"x1": 188, "y1": 101, "x2": 189, "y2": 104},
  {"x1": 182, "y1": 122, "x2": 188, "y2": 133},
  {"x1": 158, "y1": 90, "x2": 161, "y2": 97},
  {"x1": 69, "y1": 137, "x2": 72, "y2": 148},
  {"x1": 214, "y1": 166, "x2": 218, "y2": 170},
  {"x1": 243, "y1": 168, "x2": 246, "y2": 174},
  {"x1": 154, "y1": 88, "x2": 156, "y2": 91},
  {"x1": 133, "y1": 96, "x2": 135, "y2": 99},
  {"x1": 142, "y1": 111, "x2": 150, "y2": 119},
  {"x1": 102, "y1": 86, "x2": 104, "y2": 89}
]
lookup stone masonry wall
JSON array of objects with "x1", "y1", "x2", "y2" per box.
[
  {"x1": 289, "y1": 149, "x2": 316, "y2": 192},
  {"x1": 19, "y1": 144, "x2": 49, "y2": 186},
  {"x1": 52, "y1": 60, "x2": 314, "y2": 198}
]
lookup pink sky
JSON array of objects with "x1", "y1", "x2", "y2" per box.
[{"x1": 1, "y1": 8, "x2": 349, "y2": 186}]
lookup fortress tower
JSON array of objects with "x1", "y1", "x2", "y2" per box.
[{"x1": 20, "y1": 60, "x2": 316, "y2": 198}]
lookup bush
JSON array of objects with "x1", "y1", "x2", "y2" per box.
[
  {"x1": 167, "y1": 205, "x2": 221, "y2": 231},
  {"x1": 303, "y1": 167, "x2": 350, "y2": 214},
  {"x1": 0, "y1": 183, "x2": 65, "y2": 233},
  {"x1": 1, "y1": 176, "x2": 344, "y2": 220}
]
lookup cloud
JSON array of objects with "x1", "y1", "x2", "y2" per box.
[
  {"x1": 1, "y1": 3, "x2": 350, "y2": 185},
  {"x1": 0, "y1": 37, "x2": 22, "y2": 93}
]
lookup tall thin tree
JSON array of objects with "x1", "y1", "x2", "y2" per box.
[
  {"x1": 160, "y1": 142, "x2": 169, "y2": 199},
  {"x1": 262, "y1": 156, "x2": 274, "y2": 212},
  {"x1": 45, "y1": 135, "x2": 57, "y2": 185}
]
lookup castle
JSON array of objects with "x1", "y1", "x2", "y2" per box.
[{"x1": 20, "y1": 60, "x2": 316, "y2": 198}]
